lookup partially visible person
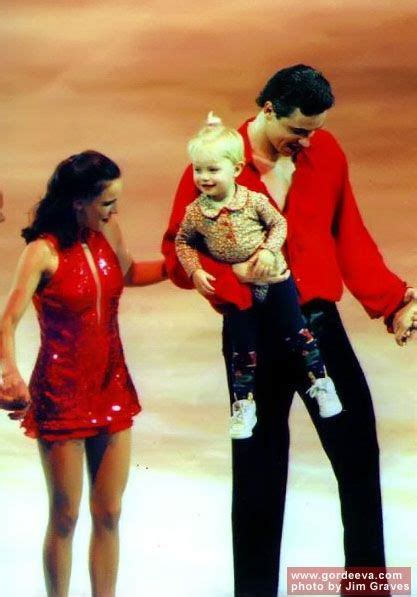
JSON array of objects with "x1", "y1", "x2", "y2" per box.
[
  {"x1": 175, "y1": 112, "x2": 342, "y2": 440},
  {"x1": 0, "y1": 190, "x2": 5, "y2": 222},
  {"x1": 163, "y1": 65, "x2": 416, "y2": 596},
  {"x1": 0, "y1": 150, "x2": 166, "y2": 597}
]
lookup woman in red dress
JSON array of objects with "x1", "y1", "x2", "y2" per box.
[{"x1": 0, "y1": 151, "x2": 166, "y2": 596}]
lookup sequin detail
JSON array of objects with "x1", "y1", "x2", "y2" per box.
[{"x1": 22, "y1": 231, "x2": 141, "y2": 440}]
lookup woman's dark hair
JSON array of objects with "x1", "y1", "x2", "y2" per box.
[
  {"x1": 22, "y1": 150, "x2": 120, "y2": 248},
  {"x1": 256, "y1": 64, "x2": 335, "y2": 118}
]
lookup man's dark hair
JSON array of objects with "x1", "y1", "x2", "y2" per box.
[{"x1": 256, "y1": 64, "x2": 335, "y2": 118}]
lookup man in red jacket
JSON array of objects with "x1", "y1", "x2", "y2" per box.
[{"x1": 162, "y1": 65, "x2": 416, "y2": 597}]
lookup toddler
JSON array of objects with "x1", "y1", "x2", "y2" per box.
[{"x1": 175, "y1": 113, "x2": 343, "y2": 439}]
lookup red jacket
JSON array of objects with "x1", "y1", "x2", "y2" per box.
[{"x1": 162, "y1": 119, "x2": 406, "y2": 319}]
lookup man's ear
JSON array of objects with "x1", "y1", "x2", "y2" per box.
[{"x1": 263, "y1": 101, "x2": 276, "y2": 118}]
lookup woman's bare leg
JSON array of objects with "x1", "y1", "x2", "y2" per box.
[
  {"x1": 86, "y1": 428, "x2": 131, "y2": 597},
  {"x1": 38, "y1": 439, "x2": 84, "y2": 597}
]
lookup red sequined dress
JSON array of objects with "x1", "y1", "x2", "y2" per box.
[{"x1": 22, "y1": 230, "x2": 141, "y2": 440}]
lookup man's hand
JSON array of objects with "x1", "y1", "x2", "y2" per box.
[
  {"x1": 233, "y1": 259, "x2": 291, "y2": 285},
  {"x1": 393, "y1": 298, "x2": 417, "y2": 346},
  {"x1": 191, "y1": 268, "x2": 216, "y2": 296},
  {"x1": 249, "y1": 249, "x2": 277, "y2": 278}
]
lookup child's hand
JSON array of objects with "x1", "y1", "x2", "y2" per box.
[
  {"x1": 192, "y1": 268, "x2": 216, "y2": 296},
  {"x1": 249, "y1": 249, "x2": 276, "y2": 278}
]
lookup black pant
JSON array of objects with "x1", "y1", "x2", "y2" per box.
[
  {"x1": 224, "y1": 277, "x2": 307, "y2": 351},
  {"x1": 222, "y1": 300, "x2": 386, "y2": 597},
  {"x1": 224, "y1": 278, "x2": 323, "y2": 398}
]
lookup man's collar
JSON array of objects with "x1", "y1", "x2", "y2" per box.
[
  {"x1": 238, "y1": 118, "x2": 256, "y2": 167},
  {"x1": 238, "y1": 117, "x2": 325, "y2": 169}
]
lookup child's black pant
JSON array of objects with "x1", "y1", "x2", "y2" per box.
[{"x1": 224, "y1": 276, "x2": 324, "y2": 400}]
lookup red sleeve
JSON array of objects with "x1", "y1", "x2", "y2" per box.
[
  {"x1": 161, "y1": 165, "x2": 198, "y2": 289},
  {"x1": 333, "y1": 150, "x2": 406, "y2": 319},
  {"x1": 161, "y1": 165, "x2": 252, "y2": 309}
]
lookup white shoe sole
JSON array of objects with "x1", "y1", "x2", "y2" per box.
[
  {"x1": 230, "y1": 416, "x2": 257, "y2": 439},
  {"x1": 319, "y1": 403, "x2": 343, "y2": 418}
]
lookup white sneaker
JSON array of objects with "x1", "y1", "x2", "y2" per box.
[
  {"x1": 230, "y1": 394, "x2": 257, "y2": 439},
  {"x1": 307, "y1": 376, "x2": 343, "y2": 418}
]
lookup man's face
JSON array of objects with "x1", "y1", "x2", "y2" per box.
[{"x1": 264, "y1": 103, "x2": 327, "y2": 157}]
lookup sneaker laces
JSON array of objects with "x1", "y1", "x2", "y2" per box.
[{"x1": 307, "y1": 378, "x2": 327, "y2": 399}]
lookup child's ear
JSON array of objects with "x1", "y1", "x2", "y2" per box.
[{"x1": 234, "y1": 161, "x2": 245, "y2": 178}]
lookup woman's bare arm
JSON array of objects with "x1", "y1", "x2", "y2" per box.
[
  {"x1": 0, "y1": 240, "x2": 53, "y2": 409},
  {"x1": 104, "y1": 217, "x2": 167, "y2": 286}
]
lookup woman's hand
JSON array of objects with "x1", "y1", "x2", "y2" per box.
[
  {"x1": 0, "y1": 369, "x2": 31, "y2": 412},
  {"x1": 404, "y1": 287, "x2": 417, "y2": 301},
  {"x1": 192, "y1": 268, "x2": 216, "y2": 296}
]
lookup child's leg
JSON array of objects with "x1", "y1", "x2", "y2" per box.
[
  {"x1": 265, "y1": 277, "x2": 326, "y2": 381},
  {"x1": 224, "y1": 306, "x2": 258, "y2": 439},
  {"x1": 223, "y1": 306, "x2": 258, "y2": 401},
  {"x1": 265, "y1": 277, "x2": 343, "y2": 417}
]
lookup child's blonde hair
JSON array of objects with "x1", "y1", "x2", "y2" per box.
[{"x1": 187, "y1": 112, "x2": 245, "y2": 165}]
